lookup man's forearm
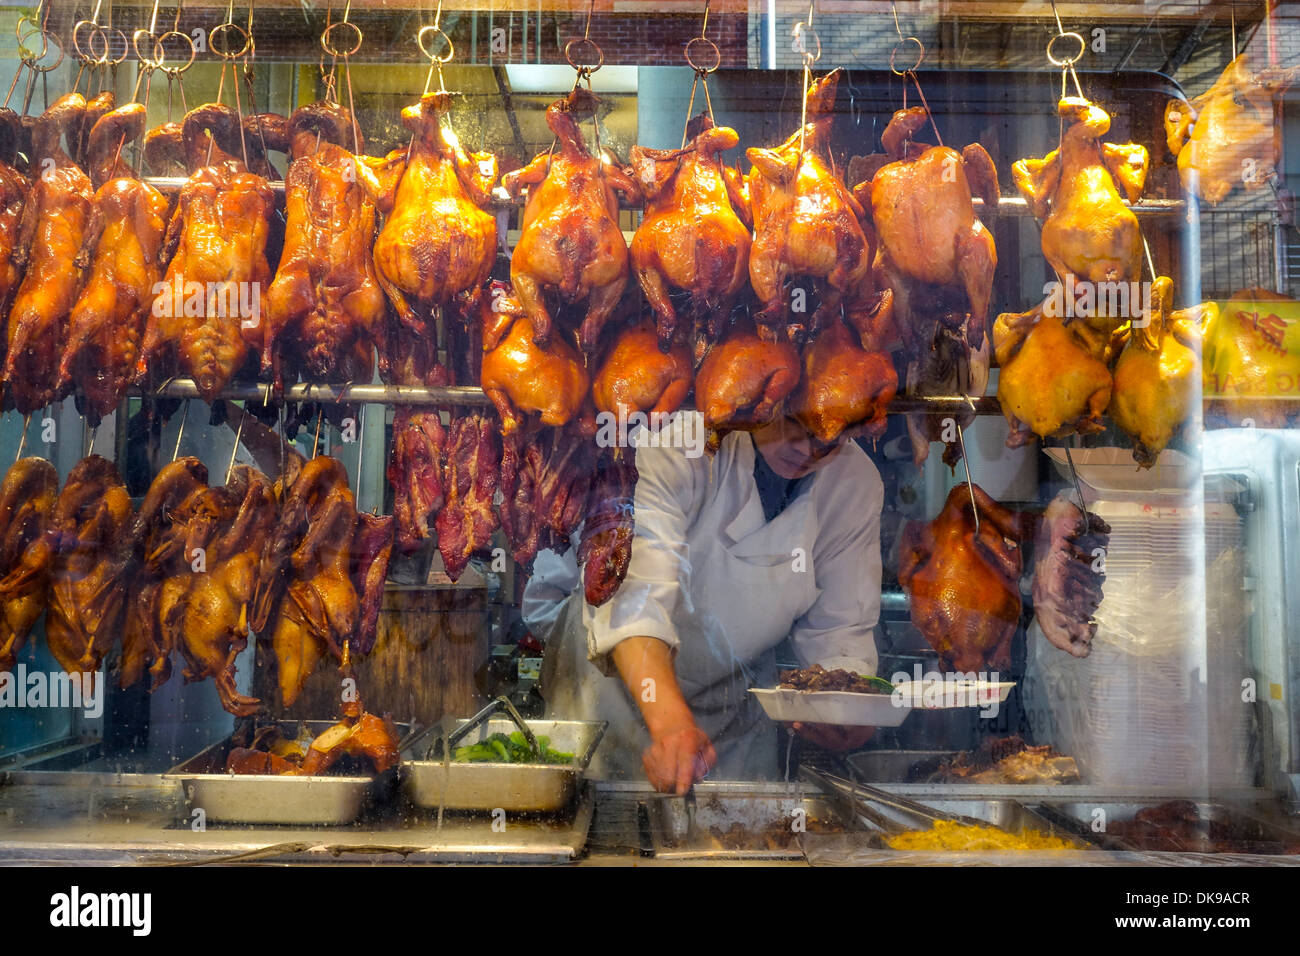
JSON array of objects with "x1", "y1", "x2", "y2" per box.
[{"x1": 610, "y1": 636, "x2": 696, "y2": 738}]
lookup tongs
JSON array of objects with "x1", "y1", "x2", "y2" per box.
[
  {"x1": 422, "y1": 696, "x2": 542, "y2": 761},
  {"x1": 800, "y1": 767, "x2": 989, "y2": 834}
]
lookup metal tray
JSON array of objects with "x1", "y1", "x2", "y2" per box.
[
  {"x1": 163, "y1": 720, "x2": 411, "y2": 827},
  {"x1": 1036, "y1": 801, "x2": 1300, "y2": 855},
  {"x1": 401, "y1": 718, "x2": 606, "y2": 813},
  {"x1": 846, "y1": 750, "x2": 962, "y2": 784},
  {"x1": 858, "y1": 797, "x2": 1090, "y2": 844},
  {"x1": 644, "y1": 782, "x2": 859, "y2": 861}
]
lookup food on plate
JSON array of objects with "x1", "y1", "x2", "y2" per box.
[
  {"x1": 4, "y1": 94, "x2": 96, "y2": 414},
  {"x1": 852, "y1": 107, "x2": 996, "y2": 466},
  {"x1": 898, "y1": 483, "x2": 1032, "y2": 673},
  {"x1": 0, "y1": 457, "x2": 58, "y2": 672},
  {"x1": 226, "y1": 708, "x2": 401, "y2": 776},
  {"x1": 933, "y1": 736, "x2": 1080, "y2": 785},
  {"x1": 57, "y1": 104, "x2": 170, "y2": 425},
  {"x1": 136, "y1": 103, "x2": 277, "y2": 401},
  {"x1": 264, "y1": 102, "x2": 385, "y2": 389},
  {"x1": 503, "y1": 86, "x2": 640, "y2": 353},
  {"x1": 630, "y1": 113, "x2": 752, "y2": 354},
  {"x1": 453, "y1": 731, "x2": 574, "y2": 764},
  {"x1": 993, "y1": 296, "x2": 1113, "y2": 447},
  {"x1": 1108, "y1": 276, "x2": 1213, "y2": 467},
  {"x1": 1013, "y1": 97, "x2": 1148, "y2": 336},
  {"x1": 1165, "y1": 56, "x2": 1298, "y2": 205},
  {"x1": 886, "y1": 819, "x2": 1082, "y2": 851},
  {"x1": 1032, "y1": 497, "x2": 1111, "y2": 659},
  {"x1": 746, "y1": 68, "x2": 887, "y2": 347},
  {"x1": 778, "y1": 664, "x2": 894, "y2": 694}
]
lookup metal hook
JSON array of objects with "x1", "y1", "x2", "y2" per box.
[
  {"x1": 172, "y1": 400, "x2": 189, "y2": 462},
  {"x1": 1063, "y1": 445, "x2": 1093, "y2": 526},
  {"x1": 957, "y1": 426, "x2": 980, "y2": 536}
]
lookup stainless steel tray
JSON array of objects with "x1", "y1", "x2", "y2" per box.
[
  {"x1": 401, "y1": 718, "x2": 606, "y2": 813},
  {"x1": 163, "y1": 720, "x2": 411, "y2": 827},
  {"x1": 846, "y1": 750, "x2": 962, "y2": 784},
  {"x1": 856, "y1": 796, "x2": 1090, "y2": 843},
  {"x1": 644, "y1": 782, "x2": 859, "y2": 861},
  {"x1": 1036, "y1": 800, "x2": 1300, "y2": 855}
]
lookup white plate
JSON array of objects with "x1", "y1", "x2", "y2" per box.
[{"x1": 749, "y1": 680, "x2": 1015, "y2": 727}]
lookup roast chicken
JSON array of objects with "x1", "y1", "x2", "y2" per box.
[
  {"x1": 503, "y1": 87, "x2": 641, "y2": 353},
  {"x1": 592, "y1": 317, "x2": 693, "y2": 420},
  {"x1": 372, "y1": 91, "x2": 498, "y2": 334},
  {"x1": 254, "y1": 456, "x2": 363, "y2": 708},
  {"x1": 578, "y1": 450, "x2": 638, "y2": 607},
  {"x1": 746, "y1": 69, "x2": 887, "y2": 347},
  {"x1": 264, "y1": 103, "x2": 385, "y2": 389},
  {"x1": 136, "y1": 103, "x2": 275, "y2": 402},
  {"x1": 1165, "y1": 56, "x2": 1298, "y2": 206},
  {"x1": 788, "y1": 314, "x2": 897, "y2": 444},
  {"x1": 694, "y1": 317, "x2": 801, "y2": 433},
  {"x1": 0, "y1": 455, "x2": 134, "y2": 681},
  {"x1": 1202, "y1": 288, "x2": 1300, "y2": 428},
  {"x1": 481, "y1": 293, "x2": 592, "y2": 435},
  {"x1": 1108, "y1": 276, "x2": 1213, "y2": 467},
  {"x1": 4, "y1": 94, "x2": 96, "y2": 414},
  {"x1": 435, "y1": 414, "x2": 501, "y2": 581},
  {"x1": 0, "y1": 457, "x2": 58, "y2": 672},
  {"x1": 630, "y1": 113, "x2": 751, "y2": 352},
  {"x1": 898, "y1": 483, "x2": 1032, "y2": 673},
  {"x1": 57, "y1": 104, "x2": 170, "y2": 424},
  {"x1": 993, "y1": 297, "x2": 1113, "y2": 447},
  {"x1": 119, "y1": 456, "x2": 209, "y2": 691},
  {"x1": 499, "y1": 424, "x2": 594, "y2": 571},
  {"x1": 0, "y1": 109, "x2": 30, "y2": 324},
  {"x1": 853, "y1": 108, "x2": 997, "y2": 466},
  {"x1": 1032, "y1": 496, "x2": 1110, "y2": 659},
  {"x1": 1013, "y1": 97, "x2": 1148, "y2": 333}
]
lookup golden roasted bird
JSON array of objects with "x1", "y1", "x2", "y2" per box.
[
  {"x1": 503, "y1": 87, "x2": 641, "y2": 353},
  {"x1": 119, "y1": 456, "x2": 209, "y2": 691},
  {"x1": 592, "y1": 317, "x2": 693, "y2": 421},
  {"x1": 630, "y1": 113, "x2": 751, "y2": 352},
  {"x1": 136, "y1": 103, "x2": 275, "y2": 401},
  {"x1": 1202, "y1": 288, "x2": 1300, "y2": 428},
  {"x1": 481, "y1": 293, "x2": 592, "y2": 436},
  {"x1": 0, "y1": 457, "x2": 58, "y2": 672},
  {"x1": 746, "y1": 69, "x2": 885, "y2": 347},
  {"x1": 898, "y1": 483, "x2": 1032, "y2": 673},
  {"x1": 57, "y1": 104, "x2": 170, "y2": 425},
  {"x1": 264, "y1": 102, "x2": 385, "y2": 389},
  {"x1": 4, "y1": 94, "x2": 95, "y2": 414},
  {"x1": 788, "y1": 315, "x2": 897, "y2": 444},
  {"x1": 372, "y1": 91, "x2": 498, "y2": 334},
  {"x1": 1165, "y1": 56, "x2": 1298, "y2": 206},
  {"x1": 0, "y1": 109, "x2": 31, "y2": 325},
  {"x1": 993, "y1": 297, "x2": 1113, "y2": 448},
  {"x1": 694, "y1": 317, "x2": 801, "y2": 433},
  {"x1": 1013, "y1": 97, "x2": 1148, "y2": 335},
  {"x1": 1108, "y1": 276, "x2": 1213, "y2": 468},
  {"x1": 170, "y1": 466, "x2": 276, "y2": 716}
]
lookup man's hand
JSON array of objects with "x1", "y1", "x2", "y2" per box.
[
  {"x1": 790, "y1": 722, "x2": 875, "y2": 752},
  {"x1": 643, "y1": 721, "x2": 717, "y2": 795}
]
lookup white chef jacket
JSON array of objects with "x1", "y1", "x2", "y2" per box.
[{"x1": 523, "y1": 411, "x2": 883, "y2": 780}]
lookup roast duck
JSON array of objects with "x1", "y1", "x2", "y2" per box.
[
  {"x1": 591, "y1": 317, "x2": 692, "y2": 421},
  {"x1": 630, "y1": 113, "x2": 752, "y2": 355},
  {"x1": 0, "y1": 455, "x2": 134, "y2": 682},
  {"x1": 4, "y1": 93, "x2": 96, "y2": 415},
  {"x1": 503, "y1": 86, "x2": 641, "y2": 354},
  {"x1": 372, "y1": 91, "x2": 498, "y2": 350},
  {"x1": 899, "y1": 483, "x2": 1033, "y2": 673},
  {"x1": 788, "y1": 312, "x2": 897, "y2": 445},
  {"x1": 853, "y1": 107, "x2": 997, "y2": 466},
  {"x1": 57, "y1": 103, "x2": 170, "y2": 425},
  {"x1": 1165, "y1": 55, "x2": 1298, "y2": 205},
  {"x1": 0, "y1": 457, "x2": 58, "y2": 672},
  {"x1": 264, "y1": 102, "x2": 385, "y2": 390},
  {"x1": 1032, "y1": 496, "x2": 1110, "y2": 659},
  {"x1": 1202, "y1": 288, "x2": 1300, "y2": 428},
  {"x1": 1013, "y1": 96, "x2": 1148, "y2": 339},
  {"x1": 136, "y1": 103, "x2": 278, "y2": 402},
  {"x1": 746, "y1": 68, "x2": 891, "y2": 348},
  {"x1": 253, "y1": 455, "x2": 394, "y2": 708},
  {"x1": 226, "y1": 698, "x2": 400, "y2": 777},
  {"x1": 0, "y1": 109, "x2": 30, "y2": 327},
  {"x1": 694, "y1": 316, "x2": 800, "y2": 435}
]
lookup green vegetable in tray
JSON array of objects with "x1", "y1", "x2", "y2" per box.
[{"x1": 453, "y1": 731, "x2": 574, "y2": 765}]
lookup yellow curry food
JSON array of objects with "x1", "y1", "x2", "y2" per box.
[{"x1": 885, "y1": 819, "x2": 1083, "y2": 851}]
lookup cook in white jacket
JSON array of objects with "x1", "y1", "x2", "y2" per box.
[{"x1": 522, "y1": 411, "x2": 884, "y2": 792}]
